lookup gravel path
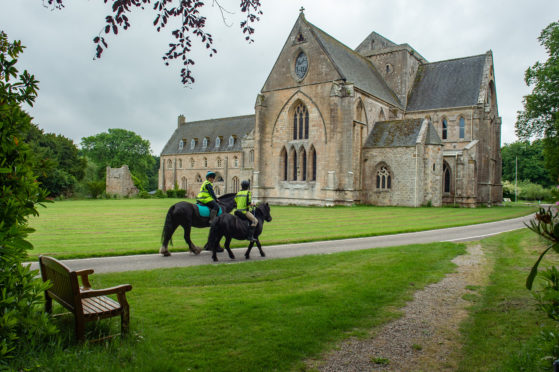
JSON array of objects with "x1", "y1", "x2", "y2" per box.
[{"x1": 307, "y1": 243, "x2": 490, "y2": 371}]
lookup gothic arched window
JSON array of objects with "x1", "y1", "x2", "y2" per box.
[
  {"x1": 300, "y1": 147, "x2": 307, "y2": 181},
  {"x1": 310, "y1": 146, "x2": 317, "y2": 181},
  {"x1": 232, "y1": 177, "x2": 239, "y2": 193},
  {"x1": 376, "y1": 165, "x2": 392, "y2": 190},
  {"x1": 443, "y1": 162, "x2": 451, "y2": 193},
  {"x1": 280, "y1": 147, "x2": 288, "y2": 181},
  {"x1": 459, "y1": 117, "x2": 465, "y2": 139},
  {"x1": 442, "y1": 118, "x2": 448, "y2": 140},
  {"x1": 293, "y1": 103, "x2": 309, "y2": 140}
]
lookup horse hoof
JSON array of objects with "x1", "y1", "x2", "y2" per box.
[
  {"x1": 191, "y1": 247, "x2": 202, "y2": 255},
  {"x1": 212, "y1": 257, "x2": 218, "y2": 262},
  {"x1": 161, "y1": 252, "x2": 171, "y2": 257},
  {"x1": 245, "y1": 255, "x2": 250, "y2": 260},
  {"x1": 261, "y1": 252, "x2": 266, "y2": 257}
]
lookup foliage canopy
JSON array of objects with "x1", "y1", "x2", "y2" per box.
[
  {"x1": 516, "y1": 20, "x2": 559, "y2": 183},
  {"x1": 43, "y1": 0, "x2": 263, "y2": 86}
]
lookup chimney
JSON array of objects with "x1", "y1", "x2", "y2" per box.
[{"x1": 178, "y1": 114, "x2": 186, "y2": 127}]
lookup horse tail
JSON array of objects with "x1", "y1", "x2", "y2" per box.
[
  {"x1": 161, "y1": 204, "x2": 176, "y2": 246},
  {"x1": 207, "y1": 219, "x2": 221, "y2": 251}
]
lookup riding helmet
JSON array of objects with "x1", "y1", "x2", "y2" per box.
[
  {"x1": 241, "y1": 180, "x2": 250, "y2": 189},
  {"x1": 206, "y1": 171, "x2": 216, "y2": 179}
]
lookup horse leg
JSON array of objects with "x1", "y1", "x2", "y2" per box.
[
  {"x1": 245, "y1": 241, "x2": 255, "y2": 259},
  {"x1": 256, "y1": 239, "x2": 265, "y2": 257},
  {"x1": 160, "y1": 222, "x2": 179, "y2": 257},
  {"x1": 224, "y1": 237, "x2": 235, "y2": 260},
  {"x1": 183, "y1": 225, "x2": 201, "y2": 255},
  {"x1": 211, "y1": 232, "x2": 223, "y2": 262}
]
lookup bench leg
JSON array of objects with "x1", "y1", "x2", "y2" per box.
[
  {"x1": 121, "y1": 304, "x2": 130, "y2": 334},
  {"x1": 75, "y1": 316, "x2": 86, "y2": 342},
  {"x1": 44, "y1": 293, "x2": 52, "y2": 313}
]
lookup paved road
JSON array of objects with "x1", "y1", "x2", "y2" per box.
[{"x1": 26, "y1": 214, "x2": 535, "y2": 274}]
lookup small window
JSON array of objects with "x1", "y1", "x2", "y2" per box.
[
  {"x1": 459, "y1": 117, "x2": 465, "y2": 139},
  {"x1": 376, "y1": 165, "x2": 391, "y2": 190},
  {"x1": 442, "y1": 119, "x2": 448, "y2": 140},
  {"x1": 249, "y1": 150, "x2": 254, "y2": 165},
  {"x1": 233, "y1": 156, "x2": 238, "y2": 168},
  {"x1": 167, "y1": 159, "x2": 173, "y2": 169},
  {"x1": 190, "y1": 139, "x2": 197, "y2": 150},
  {"x1": 178, "y1": 139, "x2": 184, "y2": 150},
  {"x1": 215, "y1": 136, "x2": 221, "y2": 148},
  {"x1": 202, "y1": 137, "x2": 208, "y2": 149},
  {"x1": 203, "y1": 157, "x2": 208, "y2": 168},
  {"x1": 178, "y1": 159, "x2": 182, "y2": 168},
  {"x1": 196, "y1": 174, "x2": 202, "y2": 182},
  {"x1": 190, "y1": 158, "x2": 195, "y2": 168},
  {"x1": 228, "y1": 136, "x2": 235, "y2": 146},
  {"x1": 217, "y1": 157, "x2": 222, "y2": 168}
]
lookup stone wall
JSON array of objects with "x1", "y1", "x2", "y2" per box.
[{"x1": 106, "y1": 165, "x2": 139, "y2": 197}]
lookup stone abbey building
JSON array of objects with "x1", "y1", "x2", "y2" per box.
[{"x1": 159, "y1": 11, "x2": 502, "y2": 207}]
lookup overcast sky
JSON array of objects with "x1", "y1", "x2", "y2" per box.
[{"x1": 2, "y1": 1, "x2": 558, "y2": 154}]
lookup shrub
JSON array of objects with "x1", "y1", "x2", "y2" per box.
[
  {"x1": 138, "y1": 190, "x2": 151, "y2": 199},
  {"x1": 87, "y1": 180, "x2": 106, "y2": 199},
  {"x1": 0, "y1": 32, "x2": 57, "y2": 365},
  {"x1": 175, "y1": 189, "x2": 186, "y2": 198},
  {"x1": 166, "y1": 189, "x2": 177, "y2": 198},
  {"x1": 520, "y1": 182, "x2": 552, "y2": 201},
  {"x1": 155, "y1": 189, "x2": 166, "y2": 198}
]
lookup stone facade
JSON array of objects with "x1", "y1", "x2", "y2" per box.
[
  {"x1": 106, "y1": 165, "x2": 139, "y2": 197},
  {"x1": 159, "y1": 11, "x2": 502, "y2": 207}
]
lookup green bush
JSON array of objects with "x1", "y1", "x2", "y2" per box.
[
  {"x1": 0, "y1": 32, "x2": 57, "y2": 365},
  {"x1": 138, "y1": 190, "x2": 151, "y2": 199},
  {"x1": 166, "y1": 189, "x2": 177, "y2": 198},
  {"x1": 175, "y1": 188, "x2": 186, "y2": 198},
  {"x1": 87, "y1": 180, "x2": 106, "y2": 199},
  {"x1": 520, "y1": 182, "x2": 552, "y2": 201},
  {"x1": 154, "y1": 189, "x2": 166, "y2": 198}
]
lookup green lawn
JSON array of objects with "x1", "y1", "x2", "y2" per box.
[
  {"x1": 27, "y1": 198, "x2": 536, "y2": 259},
  {"x1": 15, "y1": 241, "x2": 466, "y2": 371}
]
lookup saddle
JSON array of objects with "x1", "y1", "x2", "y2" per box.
[{"x1": 195, "y1": 203, "x2": 222, "y2": 218}]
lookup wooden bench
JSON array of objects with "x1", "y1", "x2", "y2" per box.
[{"x1": 38, "y1": 255, "x2": 132, "y2": 342}]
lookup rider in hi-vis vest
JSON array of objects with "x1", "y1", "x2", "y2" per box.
[
  {"x1": 235, "y1": 180, "x2": 258, "y2": 242},
  {"x1": 196, "y1": 171, "x2": 220, "y2": 224}
]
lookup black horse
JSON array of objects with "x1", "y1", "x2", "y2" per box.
[
  {"x1": 207, "y1": 203, "x2": 272, "y2": 262},
  {"x1": 159, "y1": 193, "x2": 237, "y2": 256}
]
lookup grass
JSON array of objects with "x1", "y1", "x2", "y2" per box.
[
  {"x1": 27, "y1": 198, "x2": 536, "y2": 259},
  {"x1": 13, "y1": 242, "x2": 465, "y2": 371},
  {"x1": 457, "y1": 229, "x2": 559, "y2": 371}
]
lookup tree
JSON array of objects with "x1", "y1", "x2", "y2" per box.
[
  {"x1": 25, "y1": 124, "x2": 87, "y2": 197},
  {"x1": 516, "y1": 20, "x2": 559, "y2": 183},
  {"x1": 501, "y1": 140, "x2": 554, "y2": 188},
  {"x1": 44, "y1": 0, "x2": 263, "y2": 86},
  {"x1": 0, "y1": 31, "x2": 57, "y2": 365},
  {"x1": 81, "y1": 128, "x2": 155, "y2": 190}
]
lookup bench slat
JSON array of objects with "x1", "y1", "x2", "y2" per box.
[{"x1": 82, "y1": 296, "x2": 120, "y2": 315}]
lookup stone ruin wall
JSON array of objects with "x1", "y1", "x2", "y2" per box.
[{"x1": 106, "y1": 165, "x2": 139, "y2": 197}]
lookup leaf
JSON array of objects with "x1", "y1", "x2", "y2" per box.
[{"x1": 527, "y1": 244, "x2": 555, "y2": 289}]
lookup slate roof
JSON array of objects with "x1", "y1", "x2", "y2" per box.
[
  {"x1": 305, "y1": 19, "x2": 402, "y2": 108},
  {"x1": 160, "y1": 115, "x2": 254, "y2": 156},
  {"x1": 406, "y1": 54, "x2": 486, "y2": 112},
  {"x1": 363, "y1": 119, "x2": 442, "y2": 148}
]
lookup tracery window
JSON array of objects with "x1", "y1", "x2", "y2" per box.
[
  {"x1": 376, "y1": 165, "x2": 392, "y2": 190},
  {"x1": 293, "y1": 103, "x2": 309, "y2": 140}
]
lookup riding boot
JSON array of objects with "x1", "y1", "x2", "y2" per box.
[
  {"x1": 209, "y1": 209, "x2": 218, "y2": 225},
  {"x1": 247, "y1": 226, "x2": 257, "y2": 242}
]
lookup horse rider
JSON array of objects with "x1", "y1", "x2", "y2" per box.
[
  {"x1": 235, "y1": 179, "x2": 258, "y2": 242},
  {"x1": 196, "y1": 171, "x2": 220, "y2": 224}
]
